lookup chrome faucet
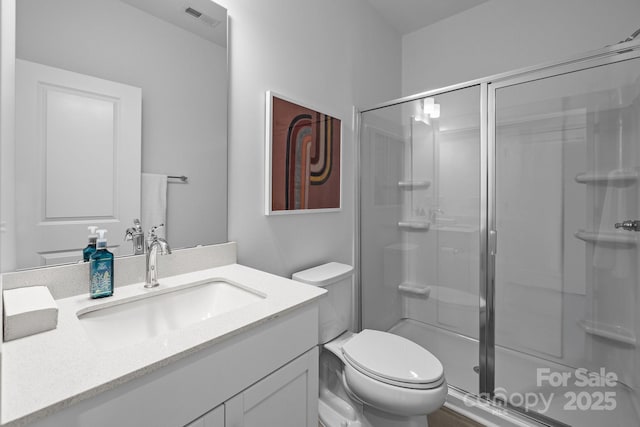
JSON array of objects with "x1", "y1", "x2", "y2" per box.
[
  {"x1": 145, "y1": 224, "x2": 171, "y2": 288},
  {"x1": 124, "y1": 218, "x2": 145, "y2": 255}
]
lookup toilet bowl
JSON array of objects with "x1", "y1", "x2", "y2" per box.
[{"x1": 292, "y1": 263, "x2": 447, "y2": 427}]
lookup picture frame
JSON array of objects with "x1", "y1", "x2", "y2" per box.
[{"x1": 265, "y1": 91, "x2": 342, "y2": 215}]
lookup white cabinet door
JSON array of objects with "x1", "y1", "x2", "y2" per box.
[
  {"x1": 225, "y1": 347, "x2": 318, "y2": 427},
  {"x1": 15, "y1": 59, "x2": 141, "y2": 268},
  {"x1": 203, "y1": 405, "x2": 225, "y2": 427},
  {"x1": 185, "y1": 404, "x2": 224, "y2": 427},
  {"x1": 185, "y1": 416, "x2": 205, "y2": 427}
]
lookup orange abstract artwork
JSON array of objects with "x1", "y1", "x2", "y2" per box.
[{"x1": 267, "y1": 93, "x2": 341, "y2": 213}]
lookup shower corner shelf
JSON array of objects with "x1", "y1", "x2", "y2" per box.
[
  {"x1": 574, "y1": 170, "x2": 638, "y2": 185},
  {"x1": 398, "y1": 283, "x2": 431, "y2": 298},
  {"x1": 574, "y1": 229, "x2": 637, "y2": 245},
  {"x1": 579, "y1": 319, "x2": 636, "y2": 346},
  {"x1": 398, "y1": 180, "x2": 431, "y2": 190},
  {"x1": 398, "y1": 220, "x2": 430, "y2": 231}
]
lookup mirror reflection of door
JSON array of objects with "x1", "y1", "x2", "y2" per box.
[{"x1": 16, "y1": 59, "x2": 142, "y2": 268}]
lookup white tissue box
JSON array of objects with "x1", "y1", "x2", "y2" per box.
[{"x1": 3, "y1": 286, "x2": 58, "y2": 342}]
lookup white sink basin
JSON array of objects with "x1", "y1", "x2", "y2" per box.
[{"x1": 78, "y1": 280, "x2": 265, "y2": 350}]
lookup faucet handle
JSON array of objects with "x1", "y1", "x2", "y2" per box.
[
  {"x1": 125, "y1": 219, "x2": 144, "y2": 241},
  {"x1": 148, "y1": 224, "x2": 165, "y2": 238},
  {"x1": 615, "y1": 220, "x2": 640, "y2": 231}
]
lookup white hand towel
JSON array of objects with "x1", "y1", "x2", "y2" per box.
[{"x1": 141, "y1": 173, "x2": 168, "y2": 239}]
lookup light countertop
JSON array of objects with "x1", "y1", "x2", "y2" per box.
[{"x1": 1, "y1": 263, "x2": 326, "y2": 426}]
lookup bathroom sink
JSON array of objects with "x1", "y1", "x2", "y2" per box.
[{"x1": 77, "y1": 280, "x2": 265, "y2": 350}]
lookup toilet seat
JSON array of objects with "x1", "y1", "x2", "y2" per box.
[
  {"x1": 341, "y1": 329, "x2": 444, "y2": 390},
  {"x1": 321, "y1": 330, "x2": 448, "y2": 418},
  {"x1": 342, "y1": 363, "x2": 447, "y2": 417}
]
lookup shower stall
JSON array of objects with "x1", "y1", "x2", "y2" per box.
[{"x1": 358, "y1": 39, "x2": 640, "y2": 426}]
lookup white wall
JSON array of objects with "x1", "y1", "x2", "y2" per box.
[
  {"x1": 16, "y1": 0, "x2": 227, "y2": 250},
  {"x1": 217, "y1": 0, "x2": 402, "y2": 276},
  {"x1": 402, "y1": 0, "x2": 640, "y2": 95}
]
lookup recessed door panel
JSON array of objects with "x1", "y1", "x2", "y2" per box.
[
  {"x1": 44, "y1": 87, "x2": 116, "y2": 218},
  {"x1": 16, "y1": 59, "x2": 141, "y2": 268}
]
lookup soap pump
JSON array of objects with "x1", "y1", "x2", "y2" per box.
[
  {"x1": 89, "y1": 229, "x2": 114, "y2": 298},
  {"x1": 83, "y1": 226, "x2": 99, "y2": 262}
]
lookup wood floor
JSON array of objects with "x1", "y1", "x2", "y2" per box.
[
  {"x1": 428, "y1": 407, "x2": 486, "y2": 426},
  {"x1": 318, "y1": 406, "x2": 487, "y2": 426}
]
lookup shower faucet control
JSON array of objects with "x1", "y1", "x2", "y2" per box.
[{"x1": 614, "y1": 220, "x2": 640, "y2": 232}]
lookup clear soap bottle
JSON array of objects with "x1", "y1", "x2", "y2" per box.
[
  {"x1": 89, "y1": 229, "x2": 114, "y2": 298},
  {"x1": 83, "y1": 226, "x2": 99, "y2": 262}
]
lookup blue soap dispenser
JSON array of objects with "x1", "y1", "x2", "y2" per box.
[
  {"x1": 83, "y1": 226, "x2": 99, "y2": 262},
  {"x1": 89, "y1": 229, "x2": 114, "y2": 298}
]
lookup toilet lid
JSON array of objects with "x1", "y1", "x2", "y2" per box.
[{"x1": 342, "y1": 329, "x2": 444, "y2": 388}]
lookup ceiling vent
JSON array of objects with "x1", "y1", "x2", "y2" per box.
[
  {"x1": 184, "y1": 7, "x2": 202, "y2": 18},
  {"x1": 184, "y1": 6, "x2": 221, "y2": 28}
]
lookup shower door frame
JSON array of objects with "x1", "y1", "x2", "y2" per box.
[{"x1": 358, "y1": 37, "x2": 640, "y2": 427}]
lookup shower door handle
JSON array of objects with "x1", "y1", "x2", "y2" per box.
[
  {"x1": 614, "y1": 220, "x2": 640, "y2": 231},
  {"x1": 489, "y1": 230, "x2": 497, "y2": 255}
]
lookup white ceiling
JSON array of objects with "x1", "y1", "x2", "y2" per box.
[
  {"x1": 364, "y1": 0, "x2": 489, "y2": 35},
  {"x1": 120, "y1": 0, "x2": 227, "y2": 47}
]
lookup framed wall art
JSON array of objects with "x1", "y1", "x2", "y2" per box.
[{"x1": 265, "y1": 91, "x2": 342, "y2": 215}]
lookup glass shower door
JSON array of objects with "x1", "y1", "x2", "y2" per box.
[
  {"x1": 360, "y1": 86, "x2": 482, "y2": 395},
  {"x1": 493, "y1": 56, "x2": 640, "y2": 426}
]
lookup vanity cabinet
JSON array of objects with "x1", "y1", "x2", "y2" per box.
[
  {"x1": 188, "y1": 346, "x2": 318, "y2": 427},
  {"x1": 185, "y1": 405, "x2": 224, "y2": 427},
  {"x1": 224, "y1": 346, "x2": 318, "y2": 427},
  {"x1": 26, "y1": 303, "x2": 320, "y2": 427}
]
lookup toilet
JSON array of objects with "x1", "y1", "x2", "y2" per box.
[{"x1": 292, "y1": 262, "x2": 447, "y2": 427}]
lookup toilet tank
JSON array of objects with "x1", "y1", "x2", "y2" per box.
[{"x1": 292, "y1": 262, "x2": 354, "y2": 344}]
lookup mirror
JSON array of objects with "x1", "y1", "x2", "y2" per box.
[{"x1": 3, "y1": 0, "x2": 228, "y2": 271}]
